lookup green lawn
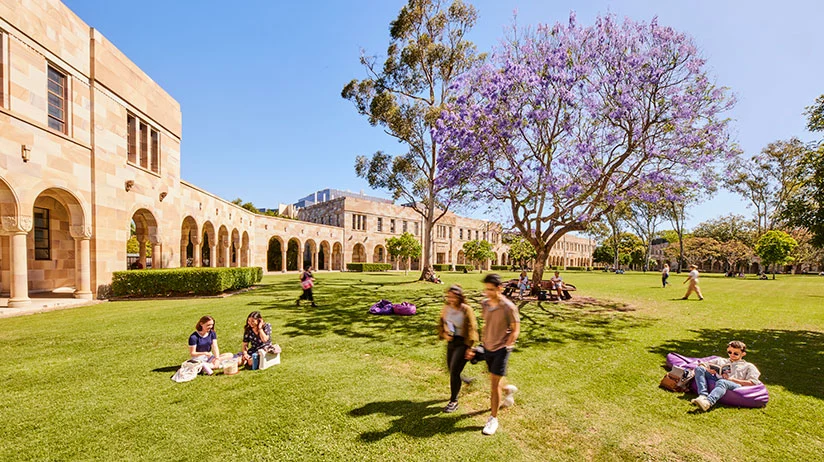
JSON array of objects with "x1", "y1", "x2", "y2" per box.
[{"x1": 1, "y1": 271, "x2": 822, "y2": 461}]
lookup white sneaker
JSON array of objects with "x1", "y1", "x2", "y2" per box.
[
  {"x1": 500, "y1": 396, "x2": 515, "y2": 408},
  {"x1": 503, "y1": 384, "x2": 518, "y2": 396},
  {"x1": 482, "y1": 416, "x2": 499, "y2": 435},
  {"x1": 690, "y1": 395, "x2": 711, "y2": 411}
]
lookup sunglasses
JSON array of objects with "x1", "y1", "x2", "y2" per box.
[{"x1": 726, "y1": 350, "x2": 742, "y2": 356}]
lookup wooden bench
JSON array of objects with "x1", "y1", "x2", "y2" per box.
[{"x1": 503, "y1": 279, "x2": 577, "y2": 300}]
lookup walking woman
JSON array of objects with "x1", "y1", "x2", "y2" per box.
[
  {"x1": 296, "y1": 266, "x2": 318, "y2": 307},
  {"x1": 437, "y1": 284, "x2": 479, "y2": 413},
  {"x1": 662, "y1": 263, "x2": 670, "y2": 288},
  {"x1": 682, "y1": 264, "x2": 704, "y2": 300}
]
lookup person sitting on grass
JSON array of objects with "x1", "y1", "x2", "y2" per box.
[
  {"x1": 188, "y1": 315, "x2": 220, "y2": 375},
  {"x1": 690, "y1": 340, "x2": 761, "y2": 412},
  {"x1": 240, "y1": 311, "x2": 273, "y2": 368},
  {"x1": 437, "y1": 284, "x2": 479, "y2": 413}
]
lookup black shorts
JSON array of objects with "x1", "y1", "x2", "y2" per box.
[{"x1": 484, "y1": 347, "x2": 511, "y2": 376}]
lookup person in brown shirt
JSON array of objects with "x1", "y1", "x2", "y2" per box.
[{"x1": 466, "y1": 273, "x2": 520, "y2": 435}]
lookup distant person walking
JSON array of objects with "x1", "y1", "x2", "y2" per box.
[
  {"x1": 437, "y1": 284, "x2": 479, "y2": 413},
  {"x1": 662, "y1": 264, "x2": 670, "y2": 288},
  {"x1": 297, "y1": 266, "x2": 318, "y2": 307},
  {"x1": 681, "y1": 264, "x2": 703, "y2": 300}
]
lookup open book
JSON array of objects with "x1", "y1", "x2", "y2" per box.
[{"x1": 708, "y1": 364, "x2": 731, "y2": 376}]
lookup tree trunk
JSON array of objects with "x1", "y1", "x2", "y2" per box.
[
  {"x1": 419, "y1": 207, "x2": 435, "y2": 281},
  {"x1": 678, "y1": 236, "x2": 685, "y2": 274},
  {"x1": 530, "y1": 247, "x2": 549, "y2": 295}
]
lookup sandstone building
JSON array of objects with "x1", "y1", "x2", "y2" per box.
[{"x1": 0, "y1": 0, "x2": 593, "y2": 308}]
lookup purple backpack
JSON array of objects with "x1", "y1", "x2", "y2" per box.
[
  {"x1": 369, "y1": 299, "x2": 394, "y2": 315},
  {"x1": 392, "y1": 302, "x2": 417, "y2": 316}
]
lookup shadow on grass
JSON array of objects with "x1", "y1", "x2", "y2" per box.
[
  {"x1": 650, "y1": 328, "x2": 824, "y2": 400},
  {"x1": 349, "y1": 399, "x2": 484, "y2": 441},
  {"x1": 240, "y1": 279, "x2": 652, "y2": 350},
  {"x1": 151, "y1": 365, "x2": 180, "y2": 373}
]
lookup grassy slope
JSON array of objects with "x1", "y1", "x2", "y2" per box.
[{"x1": 0, "y1": 271, "x2": 822, "y2": 461}]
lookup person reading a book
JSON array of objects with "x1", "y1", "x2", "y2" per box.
[{"x1": 690, "y1": 340, "x2": 761, "y2": 411}]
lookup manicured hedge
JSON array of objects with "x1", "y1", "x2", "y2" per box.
[
  {"x1": 454, "y1": 264, "x2": 475, "y2": 272},
  {"x1": 565, "y1": 266, "x2": 592, "y2": 271},
  {"x1": 433, "y1": 264, "x2": 452, "y2": 272},
  {"x1": 490, "y1": 265, "x2": 509, "y2": 271},
  {"x1": 346, "y1": 263, "x2": 392, "y2": 272},
  {"x1": 111, "y1": 267, "x2": 263, "y2": 297}
]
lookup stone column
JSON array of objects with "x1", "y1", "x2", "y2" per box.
[
  {"x1": 8, "y1": 230, "x2": 31, "y2": 308},
  {"x1": 281, "y1": 249, "x2": 287, "y2": 272},
  {"x1": 312, "y1": 251, "x2": 318, "y2": 271},
  {"x1": 208, "y1": 243, "x2": 217, "y2": 267},
  {"x1": 73, "y1": 235, "x2": 92, "y2": 299},
  {"x1": 152, "y1": 242, "x2": 162, "y2": 269},
  {"x1": 222, "y1": 239, "x2": 230, "y2": 268},
  {"x1": 193, "y1": 240, "x2": 202, "y2": 267},
  {"x1": 138, "y1": 239, "x2": 147, "y2": 269}
]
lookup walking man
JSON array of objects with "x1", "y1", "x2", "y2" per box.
[{"x1": 467, "y1": 273, "x2": 520, "y2": 435}]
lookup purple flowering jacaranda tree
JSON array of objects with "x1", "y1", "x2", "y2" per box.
[{"x1": 434, "y1": 13, "x2": 738, "y2": 290}]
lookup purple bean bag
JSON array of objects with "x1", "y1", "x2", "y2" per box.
[
  {"x1": 666, "y1": 353, "x2": 769, "y2": 408},
  {"x1": 369, "y1": 299, "x2": 394, "y2": 315},
  {"x1": 392, "y1": 302, "x2": 417, "y2": 316}
]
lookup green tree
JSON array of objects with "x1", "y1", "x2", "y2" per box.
[
  {"x1": 718, "y1": 240, "x2": 753, "y2": 273},
  {"x1": 342, "y1": 0, "x2": 484, "y2": 282},
  {"x1": 592, "y1": 245, "x2": 613, "y2": 266},
  {"x1": 506, "y1": 235, "x2": 537, "y2": 269},
  {"x1": 693, "y1": 214, "x2": 757, "y2": 247},
  {"x1": 805, "y1": 94, "x2": 824, "y2": 132},
  {"x1": 386, "y1": 232, "x2": 422, "y2": 275},
  {"x1": 126, "y1": 221, "x2": 151, "y2": 258},
  {"x1": 462, "y1": 239, "x2": 494, "y2": 272},
  {"x1": 755, "y1": 230, "x2": 798, "y2": 279},
  {"x1": 627, "y1": 197, "x2": 667, "y2": 272},
  {"x1": 725, "y1": 138, "x2": 809, "y2": 234},
  {"x1": 231, "y1": 197, "x2": 260, "y2": 214}
]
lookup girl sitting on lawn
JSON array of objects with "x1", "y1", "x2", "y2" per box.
[
  {"x1": 241, "y1": 311, "x2": 273, "y2": 367},
  {"x1": 188, "y1": 315, "x2": 220, "y2": 375}
]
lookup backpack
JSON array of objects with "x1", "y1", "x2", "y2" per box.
[
  {"x1": 369, "y1": 299, "x2": 394, "y2": 315},
  {"x1": 392, "y1": 302, "x2": 417, "y2": 316},
  {"x1": 171, "y1": 359, "x2": 203, "y2": 383}
]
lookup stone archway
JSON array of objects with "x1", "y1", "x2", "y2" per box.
[
  {"x1": 286, "y1": 238, "x2": 301, "y2": 271},
  {"x1": 332, "y1": 242, "x2": 343, "y2": 271},
  {"x1": 457, "y1": 250, "x2": 465, "y2": 265},
  {"x1": 217, "y1": 225, "x2": 229, "y2": 267},
  {"x1": 303, "y1": 239, "x2": 317, "y2": 270},
  {"x1": 319, "y1": 240, "x2": 331, "y2": 270},
  {"x1": 131, "y1": 208, "x2": 160, "y2": 270},
  {"x1": 180, "y1": 216, "x2": 199, "y2": 267},
  {"x1": 201, "y1": 221, "x2": 216, "y2": 267},
  {"x1": 352, "y1": 243, "x2": 366, "y2": 263},
  {"x1": 267, "y1": 236, "x2": 284, "y2": 271},
  {"x1": 373, "y1": 245, "x2": 386, "y2": 263},
  {"x1": 230, "y1": 228, "x2": 240, "y2": 267}
]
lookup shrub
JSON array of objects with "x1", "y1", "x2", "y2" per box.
[
  {"x1": 490, "y1": 265, "x2": 509, "y2": 271},
  {"x1": 111, "y1": 267, "x2": 263, "y2": 297},
  {"x1": 346, "y1": 263, "x2": 392, "y2": 272},
  {"x1": 454, "y1": 264, "x2": 475, "y2": 272},
  {"x1": 565, "y1": 266, "x2": 591, "y2": 271},
  {"x1": 432, "y1": 264, "x2": 452, "y2": 272}
]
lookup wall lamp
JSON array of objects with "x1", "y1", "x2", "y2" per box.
[{"x1": 22, "y1": 145, "x2": 31, "y2": 162}]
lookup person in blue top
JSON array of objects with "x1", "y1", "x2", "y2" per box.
[
  {"x1": 188, "y1": 315, "x2": 220, "y2": 375},
  {"x1": 241, "y1": 311, "x2": 273, "y2": 368}
]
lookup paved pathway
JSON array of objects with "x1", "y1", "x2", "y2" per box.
[{"x1": 0, "y1": 295, "x2": 100, "y2": 319}]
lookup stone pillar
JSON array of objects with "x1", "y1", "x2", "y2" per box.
[
  {"x1": 312, "y1": 251, "x2": 318, "y2": 271},
  {"x1": 209, "y1": 243, "x2": 217, "y2": 267},
  {"x1": 73, "y1": 236, "x2": 92, "y2": 299},
  {"x1": 222, "y1": 239, "x2": 229, "y2": 268},
  {"x1": 8, "y1": 231, "x2": 31, "y2": 308},
  {"x1": 152, "y1": 242, "x2": 162, "y2": 269},
  {"x1": 193, "y1": 240, "x2": 202, "y2": 267},
  {"x1": 281, "y1": 249, "x2": 287, "y2": 272},
  {"x1": 138, "y1": 239, "x2": 147, "y2": 269}
]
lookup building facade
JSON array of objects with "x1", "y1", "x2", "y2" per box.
[{"x1": 0, "y1": 0, "x2": 594, "y2": 308}]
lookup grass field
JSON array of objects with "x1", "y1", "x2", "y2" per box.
[{"x1": 1, "y1": 271, "x2": 822, "y2": 461}]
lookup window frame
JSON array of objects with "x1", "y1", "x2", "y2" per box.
[
  {"x1": 46, "y1": 65, "x2": 68, "y2": 134},
  {"x1": 33, "y1": 207, "x2": 51, "y2": 261}
]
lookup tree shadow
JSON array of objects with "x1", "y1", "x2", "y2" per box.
[
  {"x1": 649, "y1": 328, "x2": 824, "y2": 400},
  {"x1": 349, "y1": 399, "x2": 484, "y2": 441}
]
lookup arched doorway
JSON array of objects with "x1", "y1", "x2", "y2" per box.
[
  {"x1": 286, "y1": 238, "x2": 300, "y2": 271},
  {"x1": 457, "y1": 250, "x2": 465, "y2": 265},
  {"x1": 230, "y1": 228, "x2": 240, "y2": 267},
  {"x1": 267, "y1": 236, "x2": 284, "y2": 271},
  {"x1": 352, "y1": 243, "x2": 366, "y2": 263},
  {"x1": 217, "y1": 225, "x2": 229, "y2": 267},
  {"x1": 319, "y1": 241, "x2": 331, "y2": 270},
  {"x1": 201, "y1": 221, "x2": 216, "y2": 267},
  {"x1": 130, "y1": 208, "x2": 160, "y2": 270},
  {"x1": 332, "y1": 242, "x2": 343, "y2": 270},
  {"x1": 180, "y1": 216, "x2": 198, "y2": 267},
  {"x1": 373, "y1": 245, "x2": 386, "y2": 263},
  {"x1": 303, "y1": 239, "x2": 317, "y2": 270}
]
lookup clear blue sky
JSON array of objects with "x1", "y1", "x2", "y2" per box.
[{"x1": 63, "y1": 0, "x2": 823, "y2": 229}]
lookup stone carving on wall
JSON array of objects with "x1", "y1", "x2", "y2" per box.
[
  {"x1": 70, "y1": 225, "x2": 93, "y2": 239},
  {"x1": 1, "y1": 215, "x2": 33, "y2": 233}
]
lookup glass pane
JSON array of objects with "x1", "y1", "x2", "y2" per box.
[
  {"x1": 34, "y1": 229, "x2": 47, "y2": 240},
  {"x1": 35, "y1": 249, "x2": 50, "y2": 260},
  {"x1": 48, "y1": 93, "x2": 63, "y2": 109},
  {"x1": 48, "y1": 80, "x2": 61, "y2": 94},
  {"x1": 48, "y1": 118, "x2": 64, "y2": 132},
  {"x1": 48, "y1": 67, "x2": 63, "y2": 82},
  {"x1": 49, "y1": 105, "x2": 64, "y2": 120}
]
